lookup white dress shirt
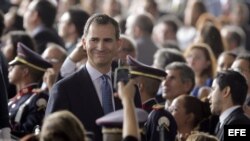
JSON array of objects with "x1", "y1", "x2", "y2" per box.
[{"x1": 86, "y1": 62, "x2": 115, "y2": 109}]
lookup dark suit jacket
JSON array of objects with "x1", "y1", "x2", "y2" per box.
[
  {"x1": 46, "y1": 66, "x2": 141, "y2": 141},
  {"x1": 216, "y1": 107, "x2": 250, "y2": 141},
  {"x1": 33, "y1": 27, "x2": 64, "y2": 54}
]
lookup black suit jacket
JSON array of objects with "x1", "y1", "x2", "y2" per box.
[
  {"x1": 216, "y1": 107, "x2": 250, "y2": 141},
  {"x1": 46, "y1": 66, "x2": 141, "y2": 141}
]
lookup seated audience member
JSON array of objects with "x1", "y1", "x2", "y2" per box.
[
  {"x1": 8, "y1": 43, "x2": 52, "y2": 138},
  {"x1": 41, "y1": 43, "x2": 67, "y2": 92},
  {"x1": 58, "y1": 7, "x2": 89, "y2": 54},
  {"x1": 125, "y1": 13, "x2": 157, "y2": 66},
  {"x1": 162, "y1": 62, "x2": 195, "y2": 108},
  {"x1": 96, "y1": 80, "x2": 147, "y2": 141},
  {"x1": 208, "y1": 70, "x2": 250, "y2": 141},
  {"x1": 186, "y1": 131, "x2": 219, "y2": 141},
  {"x1": 216, "y1": 51, "x2": 237, "y2": 72},
  {"x1": 1, "y1": 30, "x2": 36, "y2": 63},
  {"x1": 220, "y1": 25, "x2": 248, "y2": 54},
  {"x1": 184, "y1": 43, "x2": 216, "y2": 98},
  {"x1": 39, "y1": 110, "x2": 87, "y2": 141},
  {"x1": 169, "y1": 95, "x2": 210, "y2": 141},
  {"x1": 231, "y1": 54, "x2": 250, "y2": 118},
  {"x1": 23, "y1": 0, "x2": 64, "y2": 54},
  {"x1": 152, "y1": 48, "x2": 186, "y2": 71},
  {"x1": 153, "y1": 48, "x2": 186, "y2": 103},
  {"x1": 3, "y1": 7, "x2": 24, "y2": 34},
  {"x1": 152, "y1": 14, "x2": 181, "y2": 48},
  {"x1": 195, "y1": 22, "x2": 225, "y2": 59}
]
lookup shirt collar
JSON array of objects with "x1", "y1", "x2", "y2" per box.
[
  {"x1": 219, "y1": 105, "x2": 241, "y2": 124},
  {"x1": 86, "y1": 61, "x2": 112, "y2": 80},
  {"x1": 31, "y1": 25, "x2": 46, "y2": 36}
]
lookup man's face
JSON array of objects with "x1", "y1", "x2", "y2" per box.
[
  {"x1": 162, "y1": 69, "x2": 188, "y2": 100},
  {"x1": 82, "y1": 23, "x2": 120, "y2": 70},
  {"x1": 217, "y1": 54, "x2": 235, "y2": 72},
  {"x1": 125, "y1": 15, "x2": 136, "y2": 38},
  {"x1": 208, "y1": 79, "x2": 223, "y2": 115},
  {"x1": 8, "y1": 64, "x2": 26, "y2": 85},
  {"x1": 23, "y1": 0, "x2": 37, "y2": 30},
  {"x1": 231, "y1": 59, "x2": 250, "y2": 87},
  {"x1": 58, "y1": 12, "x2": 72, "y2": 39}
]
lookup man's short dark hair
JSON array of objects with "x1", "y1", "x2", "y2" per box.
[
  {"x1": 216, "y1": 70, "x2": 248, "y2": 105},
  {"x1": 84, "y1": 14, "x2": 120, "y2": 39},
  {"x1": 34, "y1": 0, "x2": 56, "y2": 28},
  {"x1": 68, "y1": 7, "x2": 89, "y2": 36}
]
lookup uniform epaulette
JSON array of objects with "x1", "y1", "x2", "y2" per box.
[{"x1": 152, "y1": 104, "x2": 165, "y2": 110}]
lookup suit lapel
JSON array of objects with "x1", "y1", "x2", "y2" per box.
[
  {"x1": 81, "y1": 66, "x2": 104, "y2": 114},
  {"x1": 216, "y1": 107, "x2": 243, "y2": 140}
]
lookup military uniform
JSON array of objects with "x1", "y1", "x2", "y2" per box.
[
  {"x1": 145, "y1": 105, "x2": 177, "y2": 141},
  {"x1": 8, "y1": 84, "x2": 48, "y2": 137},
  {"x1": 8, "y1": 42, "x2": 52, "y2": 138},
  {"x1": 127, "y1": 55, "x2": 167, "y2": 114}
]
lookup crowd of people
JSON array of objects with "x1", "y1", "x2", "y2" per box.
[{"x1": 1, "y1": 0, "x2": 250, "y2": 141}]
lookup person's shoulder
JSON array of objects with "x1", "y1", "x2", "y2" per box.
[
  {"x1": 25, "y1": 92, "x2": 48, "y2": 112},
  {"x1": 56, "y1": 67, "x2": 87, "y2": 86},
  {"x1": 229, "y1": 108, "x2": 250, "y2": 124}
]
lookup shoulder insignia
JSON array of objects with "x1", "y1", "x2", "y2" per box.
[
  {"x1": 158, "y1": 116, "x2": 170, "y2": 131},
  {"x1": 36, "y1": 98, "x2": 47, "y2": 110}
]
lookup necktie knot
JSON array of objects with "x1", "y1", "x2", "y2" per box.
[{"x1": 101, "y1": 74, "x2": 110, "y2": 82}]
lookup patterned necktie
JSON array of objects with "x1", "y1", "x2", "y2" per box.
[{"x1": 101, "y1": 74, "x2": 114, "y2": 114}]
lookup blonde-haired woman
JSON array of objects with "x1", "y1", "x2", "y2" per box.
[{"x1": 184, "y1": 43, "x2": 217, "y2": 98}]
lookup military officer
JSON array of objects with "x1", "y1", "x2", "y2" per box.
[
  {"x1": 127, "y1": 55, "x2": 167, "y2": 113},
  {"x1": 8, "y1": 42, "x2": 52, "y2": 138},
  {"x1": 145, "y1": 105, "x2": 178, "y2": 141}
]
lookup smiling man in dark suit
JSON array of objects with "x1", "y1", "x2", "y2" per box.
[{"x1": 45, "y1": 14, "x2": 123, "y2": 141}]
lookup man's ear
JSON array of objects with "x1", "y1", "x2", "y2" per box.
[
  {"x1": 184, "y1": 81, "x2": 192, "y2": 93},
  {"x1": 81, "y1": 36, "x2": 86, "y2": 50},
  {"x1": 222, "y1": 86, "x2": 231, "y2": 98},
  {"x1": 31, "y1": 11, "x2": 39, "y2": 23},
  {"x1": 138, "y1": 83, "x2": 144, "y2": 92},
  {"x1": 22, "y1": 67, "x2": 29, "y2": 77},
  {"x1": 134, "y1": 26, "x2": 141, "y2": 37}
]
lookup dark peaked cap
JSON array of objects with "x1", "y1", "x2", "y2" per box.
[
  {"x1": 96, "y1": 108, "x2": 148, "y2": 129},
  {"x1": 9, "y1": 42, "x2": 52, "y2": 71},
  {"x1": 127, "y1": 55, "x2": 167, "y2": 80}
]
